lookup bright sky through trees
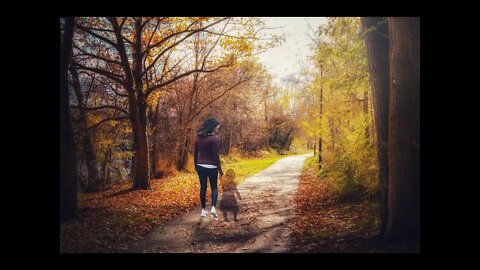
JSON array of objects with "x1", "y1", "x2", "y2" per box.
[{"x1": 257, "y1": 17, "x2": 327, "y2": 85}]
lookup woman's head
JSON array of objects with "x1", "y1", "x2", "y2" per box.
[{"x1": 197, "y1": 118, "x2": 220, "y2": 136}]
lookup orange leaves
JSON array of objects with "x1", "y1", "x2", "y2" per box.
[
  {"x1": 290, "y1": 157, "x2": 386, "y2": 252},
  {"x1": 293, "y1": 166, "x2": 416, "y2": 251},
  {"x1": 60, "y1": 172, "x2": 202, "y2": 253}
]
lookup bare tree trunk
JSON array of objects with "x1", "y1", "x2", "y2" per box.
[
  {"x1": 319, "y1": 67, "x2": 323, "y2": 168},
  {"x1": 101, "y1": 149, "x2": 108, "y2": 189},
  {"x1": 105, "y1": 148, "x2": 112, "y2": 188},
  {"x1": 364, "y1": 89, "x2": 370, "y2": 138},
  {"x1": 361, "y1": 17, "x2": 390, "y2": 238},
  {"x1": 131, "y1": 18, "x2": 150, "y2": 189},
  {"x1": 286, "y1": 130, "x2": 296, "y2": 151},
  {"x1": 130, "y1": 96, "x2": 150, "y2": 189},
  {"x1": 176, "y1": 30, "x2": 199, "y2": 170},
  {"x1": 177, "y1": 125, "x2": 193, "y2": 170},
  {"x1": 329, "y1": 118, "x2": 335, "y2": 154},
  {"x1": 225, "y1": 129, "x2": 232, "y2": 155},
  {"x1": 370, "y1": 92, "x2": 376, "y2": 145},
  {"x1": 69, "y1": 65, "x2": 99, "y2": 191},
  {"x1": 110, "y1": 17, "x2": 151, "y2": 190},
  {"x1": 60, "y1": 17, "x2": 77, "y2": 222},
  {"x1": 155, "y1": 106, "x2": 176, "y2": 177},
  {"x1": 264, "y1": 91, "x2": 269, "y2": 123},
  {"x1": 150, "y1": 138, "x2": 156, "y2": 179},
  {"x1": 148, "y1": 107, "x2": 158, "y2": 179},
  {"x1": 152, "y1": 127, "x2": 161, "y2": 178},
  {"x1": 386, "y1": 17, "x2": 420, "y2": 243}
]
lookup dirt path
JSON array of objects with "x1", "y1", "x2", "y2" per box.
[{"x1": 127, "y1": 153, "x2": 313, "y2": 253}]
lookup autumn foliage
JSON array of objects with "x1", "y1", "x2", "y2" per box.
[
  {"x1": 290, "y1": 157, "x2": 418, "y2": 252},
  {"x1": 61, "y1": 17, "x2": 420, "y2": 252},
  {"x1": 60, "y1": 174, "x2": 199, "y2": 252},
  {"x1": 60, "y1": 152, "x2": 287, "y2": 252}
]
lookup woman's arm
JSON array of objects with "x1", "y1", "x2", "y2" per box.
[{"x1": 213, "y1": 136, "x2": 223, "y2": 176}]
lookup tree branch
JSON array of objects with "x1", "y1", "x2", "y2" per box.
[
  {"x1": 192, "y1": 77, "x2": 249, "y2": 119},
  {"x1": 73, "y1": 44, "x2": 122, "y2": 66},
  {"x1": 145, "y1": 63, "x2": 232, "y2": 98},
  {"x1": 159, "y1": 51, "x2": 189, "y2": 82},
  {"x1": 141, "y1": 17, "x2": 150, "y2": 28},
  {"x1": 352, "y1": 95, "x2": 364, "y2": 102},
  {"x1": 72, "y1": 62, "x2": 127, "y2": 88},
  {"x1": 75, "y1": 116, "x2": 129, "y2": 134},
  {"x1": 69, "y1": 105, "x2": 130, "y2": 116},
  {"x1": 143, "y1": 20, "x2": 198, "y2": 53},
  {"x1": 77, "y1": 24, "x2": 118, "y2": 49},
  {"x1": 146, "y1": 19, "x2": 160, "y2": 50},
  {"x1": 142, "y1": 18, "x2": 230, "y2": 76},
  {"x1": 109, "y1": 17, "x2": 134, "y2": 90},
  {"x1": 200, "y1": 18, "x2": 230, "y2": 70},
  {"x1": 82, "y1": 26, "x2": 114, "y2": 33},
  {"x1": 119, "y1": 17, "x2": 127, "y2": 29},
  {"x1": 330, "y1": 59, "x2": 339, "y2": 74},
  {"x1": 142, "y1": 30, "x2": 198, "y2": 76}
]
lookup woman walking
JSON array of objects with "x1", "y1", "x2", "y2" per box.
[{"x1": 194, "y1": 118, "x2": 223, "y2": 219}]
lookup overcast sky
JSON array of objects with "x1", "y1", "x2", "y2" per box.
[{"x1": 257, "y1": 17, "x2": 327, "y2": 85}]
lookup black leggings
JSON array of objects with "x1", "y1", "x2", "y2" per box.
[{"x1": 196, "y1": 165, "x2": 218, "y2": 208}]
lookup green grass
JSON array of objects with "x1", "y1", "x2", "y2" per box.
[
  {"x1": 224, "y1": 152, "x2": 312, "y2": 184},
  {"x1": 225, "y1": 156, "x2": 282, "y2": 182}
]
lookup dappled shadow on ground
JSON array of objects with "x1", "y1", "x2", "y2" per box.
[
  {"x1": 125, "y1": 153, "x2": 312, "y2": 253},
  {"x1": 190, "y1": 217, "x2": 288, "y2": 253},
  {"x1": 184, "y1": 186, "x2": 298, "y2": 253}
]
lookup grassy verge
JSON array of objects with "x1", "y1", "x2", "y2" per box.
[
  {"x1": 60, "y1": 151, "x2": 297, "y2": 253},
  {"x1": 290, "y1": 156, "x2": 419, "y2": 253},
  {"x1": 224, "y1": 154, "x2": 292, "y2": 184}
]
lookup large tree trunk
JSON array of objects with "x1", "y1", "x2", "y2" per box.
[
  {"x1": 69, "y1": 65, "x2": 99, "y2": 191},
  {"x1": 60, "y1": 17, "x2": 77, "y2": 222},
  {"x1": 131, "y1": 101, "x2": 150, "y2": 189},
  {"x1": 361, "y1": 17, "x2": 390, "y2": 238},
  {"x1": 111, "y1": 17, "x2": 150, "y2": 190},
  {"x1": 386, "y1": 17, "x2": 420, "y2": 243},
  {"x1": 131, "y1": 18, "x2": 150, "y2": 189},
  {"x1": 111, "y1": 17, "x2": 150, "y2": 189}
]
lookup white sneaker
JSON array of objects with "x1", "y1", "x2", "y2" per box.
[
  {"x1": 210, "y1": 206, "x2": 218, "y2": 219},
  {"x1": 200, "y1": 209, "x2": 208, "y2": 217}
]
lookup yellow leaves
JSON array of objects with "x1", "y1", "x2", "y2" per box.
[
  {"x1": 220, "y1": 37, "x2": 254, "y2": 54},
  {"x1": 146, "y1": 89, "x2": 161, "y2": 109},
  {"x1": 290, "y1": 156, "x2": 386, "y2": 252}
]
